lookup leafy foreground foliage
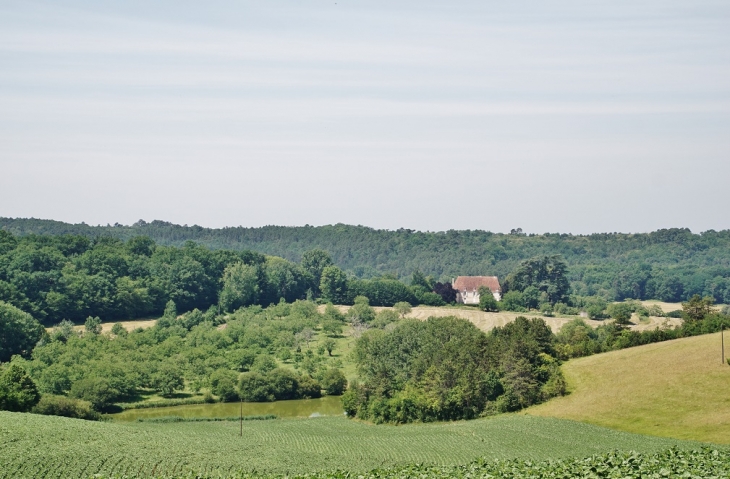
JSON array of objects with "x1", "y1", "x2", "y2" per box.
[
  {"x1": 7, "y1": 449, "x2": 724, "y2": 479},
  {"x1": 94, "y1": 449, "x2": 730, "y2": 479},
  {"x1": 0, "y1": 412, "x2": 704, "y2": 478},
  {"x1": 246, "y1": 449, "x2": 729, "y2": 479}
]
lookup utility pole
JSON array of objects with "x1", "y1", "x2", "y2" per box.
[
  {"x1": 240, "y1": 398, "x2": 243, "y2": 437},
  {"x1": 722, "y1": 325, "x2": 725, "y2": 365}
]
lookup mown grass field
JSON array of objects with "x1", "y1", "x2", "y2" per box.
[
  {"x1": 0, "y1": 412, "x2": 703, "y2": 478},
  {"x1": 528, "y1": 331, "x2": 730, "y2": 444}
]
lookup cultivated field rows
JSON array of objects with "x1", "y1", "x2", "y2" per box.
[{"x1": 0, "y1": 413, "x2": 700, "y2": 478}]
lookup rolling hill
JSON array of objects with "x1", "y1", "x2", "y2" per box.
[{"x1": 528, "y1": 331, "x2": 730, "y2": 444}]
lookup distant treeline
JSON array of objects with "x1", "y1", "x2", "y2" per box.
[{"x1": 3, "y1": 217, "x2": 730, "y2": 304}]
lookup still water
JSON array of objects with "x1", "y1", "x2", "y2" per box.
[{"x1": 113, "y1": 395, "x2": 345, "y2": 422}]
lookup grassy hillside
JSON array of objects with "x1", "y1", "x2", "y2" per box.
[
  {"x1": 528, "y1": 331, "x2": 730, "y2": 444},
  {"x1": 0, "y1": 413, "x2": 703, "y2": 478}
]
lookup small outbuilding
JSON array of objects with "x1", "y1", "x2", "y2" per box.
[{"x1": 452, "y1": 276, "x2": 501, "y2": 305}]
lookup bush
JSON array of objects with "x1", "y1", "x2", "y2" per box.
[
  {"x1": 84, "y1": 316, "x2": 102, "y2": 335},
  {"x1": 251, "y1": 354, "x2": 277, "y2": 373},
  {"x1": 372, "y1": 309, "x2": 399, "y2": 329},
  {"x1": 238, "y1": 372, "x2": 275, "y2": 402},
  {"x1": 606, "y1": 302, "x2": 633, "y2": 324},
  {"x1": 238, "y1": 369, "x2": 321, "y2": 402},
  {"x1": 321, "y1": 368, "x2": 347, "y2": 396},
  {"x1": 585, "y1": 298, "x2": 608, "y2": 319},
  {"x1": 296, "y1": 374, "x2": 322, "y2": 399},
  {"x1": 152, "y1": 362, "x2": 184, "y2": 397},
  {"x1": 110, "y1": 322, "x2": 127, "y2": 337},
  {"x1": 32, "y1": 395, "x2": 100, "y2": 420},
  {"x1": 268, "y1": 368, "x2": 300, "y2": 400},
  {"x1": 341, "y1": 381, "x2": 367, "y2": 417},
  {"x1": 69, "y1": 377, "x2": 120, "y2": 411},
  {"x1": 418, "y1": 292, "x2": 446, "y2": 306},
  {"x1": 479, "y1": 287, "x2": 499, "y2": 312},
  {"x1": 209, "y1": 369, "x2": 239, "y2": 402},
  {"x1": 500, "y1": 291, "x2": 526, "y2": 312}
]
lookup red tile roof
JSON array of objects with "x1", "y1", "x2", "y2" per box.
[{"x1": 452, "y1": 276, "x2": 501, "y2": 292}]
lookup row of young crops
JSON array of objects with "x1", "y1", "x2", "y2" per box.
[
  {"x1": 9, "y1": 449, "x2": 730, "y2": 479},
  {"x1": 0, "y1": 412, "x2": 722, "y2": 478}
]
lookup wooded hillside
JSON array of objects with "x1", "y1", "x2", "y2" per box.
[{"x1": 3, "y1": 217, "x2": 730, "y2": 304}]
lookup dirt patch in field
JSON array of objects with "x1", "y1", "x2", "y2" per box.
[
  {"x1": 46, "y1": 318, "x2": 158, "y2": 334},
  {"x1": 641, "y1": 300, "x2": 683, "y2": 314}
]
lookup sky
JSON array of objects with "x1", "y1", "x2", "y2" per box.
[{"x1": 1, "y1": 1, "x2": 729, "y2": 234}]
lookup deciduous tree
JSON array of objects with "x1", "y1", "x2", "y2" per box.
[
  {"x1": 682, "y1": 294, "x2": 716, "y2": 320},
  {"x1": 0, "y1": 301, "x2": 45, "y2": 362},
  {"x1": 219, "y1": 263, "x2": 260, "y2": 312},
  {"x1": 319, "y1": 266, "x2": 349, "y2": 304},
  {"x1": 0, "y1": 363, "x2": 40, "y2": 412},
  {"x1": 300, "y1": 249, "x2": 333, "y2": 296},
  {"x1": 84, "y1": 316, "x2": 102, "y2": 335},
  {"x1": 393, "y1": 301, "x2": 412, "y2": 318},
  {"x1": 478, "y1": 287, "x2": 499, "y2": 312}
]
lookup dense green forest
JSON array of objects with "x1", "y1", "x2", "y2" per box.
[
  {"x1": 3, "y1": 217, "x2": 730, "y2": 304},
  {"x1": 0, "y1": 230, "x2": 446, "y2": 326}
]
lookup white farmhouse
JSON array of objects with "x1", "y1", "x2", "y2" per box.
[{"x1": 453, "y1": 276, "x2": 501, "y2": 304}]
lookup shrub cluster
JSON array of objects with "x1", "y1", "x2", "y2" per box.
[
  {"x1": 6, "y1": 300, "x2": 347, "y2": 416},
  {"x1": 555, "y1": 312, "x2": 730, "y2": 359},
  {"x1": 31, "y1": 395, "x2": 100, "y2": 420},
  {"x1": 343, "y1": 316, "x2": 565, "y2": 423},
  {"x1": 238, "y1": 368, "x2": 322, "y2": 402}
]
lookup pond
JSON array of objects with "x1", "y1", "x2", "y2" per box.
[{"x1": 112, "y1": 395, "x2": 345, "y2": 422}]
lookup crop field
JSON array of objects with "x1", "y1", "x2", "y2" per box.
[
  {"x1": 528, "y1": 331, "x2": 730, "y2": 444},
  {"x1": 0, "y1": 412, "x2": 704, "y2": 478}
]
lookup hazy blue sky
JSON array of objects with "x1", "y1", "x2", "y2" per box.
[{"x1": 1, "y1": 1, "x2": 729, "y2": 234}]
